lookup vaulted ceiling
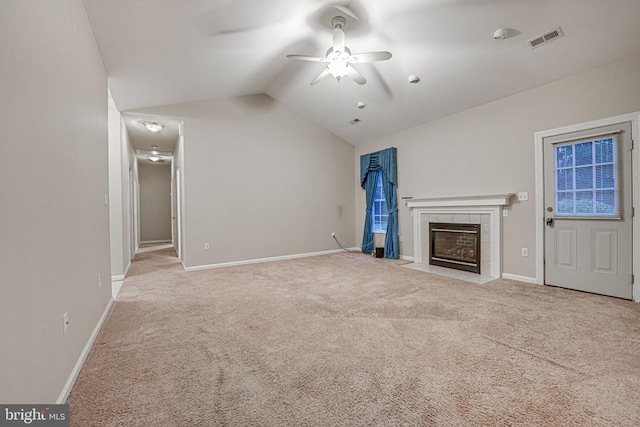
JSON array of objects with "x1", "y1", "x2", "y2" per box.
[{"x1": 85, "y1": 0, "x2": 640, "y2": 147}]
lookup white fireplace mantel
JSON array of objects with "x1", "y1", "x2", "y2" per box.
[
  {"x1": 407, "y1": 193, "x2": 514, "y2": 278},
  {"x1": 406, "y1": 193, "x2": 514, "y2": 209}
]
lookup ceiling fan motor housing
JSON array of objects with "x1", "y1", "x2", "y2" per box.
[{"x1": 331, "y1": 16, "x2": 346, "y2": 30}]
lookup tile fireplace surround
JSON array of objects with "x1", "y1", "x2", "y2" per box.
[{"x1": 406, "y1": 194, "x2": 514, "y2": 278}]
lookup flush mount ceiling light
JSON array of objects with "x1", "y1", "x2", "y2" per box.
[
  {"x1": 148, "y1": 156, "x2": 163, "y2": 162},
  {"x1": 143, "y1": 121, "x2": 164, "y2": 132},
  {"x1": 286, "y1": 16, "x2": 392, "y2": 85}
]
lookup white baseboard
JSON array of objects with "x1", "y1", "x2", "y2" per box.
[
  {"x1": 401, "y1": 255, "x2": 415, "y2": 262},
  {"x1": 140, "y1": 240, "x2": 171, "y2": 244},
  {"x1": 111, "y1": 260, "x2": 131, "y2": 282},
  {"x1": 111, "y1": 280, "x2": 123, "y2": 299},
  {"x1": 56, "y1": 297, "x2": 114, "y2": 404},
  {"x1": 502, "y1": 273, "x2": 539, "y2": 284},
  {"x1": 185, "y1": 249, "x2": 351, "y2": 272}
]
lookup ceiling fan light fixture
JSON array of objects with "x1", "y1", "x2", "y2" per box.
[
  {"x1": 143, "y1": 121, "x2": 164, "y2": 132},
  {"x1": 327, "y1": 61, "x2": 348, "y2": 79},
  {"x1": 286, "y1": 15, "x2": 391, "y2": 86}
]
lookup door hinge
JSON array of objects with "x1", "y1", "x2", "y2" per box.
[
  {"x1": 633, "y1": 207, "x2": 636, "y2": 218},
  {"x1": 632, "y1": 274, "x2": 635, "y2": 285},
  {"x1": 632, "y1": 139, "x2": 635, "y2": 150}
]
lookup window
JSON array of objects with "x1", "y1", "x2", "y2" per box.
[
  {"x1": 554, "y1": 135, "x2": 619, "y2": 217},
  {"x1": 372, "y1": 173, "x2": 388, "y2": 232}
]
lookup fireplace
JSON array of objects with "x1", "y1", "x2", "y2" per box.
[
  {"x1": 407, "y1": 193, "x2": 514, "y2": 278},
  {"x1": 429, "y1": 222, "x2": 481, "y2": 274}
]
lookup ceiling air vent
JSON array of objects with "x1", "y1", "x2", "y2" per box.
[
  {"x1": 527, "y1": 27, "x2": 563, "y2": 49},
  {"x1": 349, "y1": 118, "x2": 362, "y2": 125}
]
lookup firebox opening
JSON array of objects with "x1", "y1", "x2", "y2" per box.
[{"x1": 429, "y1": 222, "x2": 481, "y2": 274}]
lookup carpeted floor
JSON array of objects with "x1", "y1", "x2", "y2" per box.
[{"x1": 68, "y1": 246, "x2": 640, "y2": 426}]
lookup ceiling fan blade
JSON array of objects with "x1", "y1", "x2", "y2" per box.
[
  {"x1": 349, "y1": 51, "x2": 392, "y2": 63},
  {"x1": 334, "y1": 5, "x2": 360, "y2": 21},
  {"x1": 286, "y1": 54, "x2": 327, "y2": 62},
  {"x1": 345, "y1": 65, "x2": 366, "y2": 85},
  {"x1": 332, "y1": 27, "x2": 346, "y2": 52},
  {"x1": 310, "y1": 68, "x2": 331, "y2": 86}
]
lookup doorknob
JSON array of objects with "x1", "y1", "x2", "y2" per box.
[{"x1": 545, "y1": 217, "x2": 554, "y2": 226}]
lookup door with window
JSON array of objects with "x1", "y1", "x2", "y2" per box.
[{"x1": 543, "y1": 122, "x2": 633, "y2": 299}]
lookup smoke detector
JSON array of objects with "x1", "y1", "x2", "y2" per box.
[{"x1": 493, "y1": 27, "x2": 510, "y2": 40}]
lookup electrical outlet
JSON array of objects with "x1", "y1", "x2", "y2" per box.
[
  {"x1": 503, "y1": 210, "x2": 509, "y2": 217},
  {"x1": 204, "y1": 242, "x2": 210, "y2": 250},
  {"x1": 521, "y1": 248, "x2": 529, "y2": 257},
  {"x1": 331, "y1": 232, "x2": 336, "y2": 238},
  {"x1": 98, "y1": 273, "x2": 102, "y2": 288},
  {"x1": 63, "y1": 312, "x2": 69, "y2": 335},
  {"x1": 517, "y1": 192, "x2": 529, "y2": 201},
  {"x1": 399, "y1": 235, "x2": 403, "y2": 242}
]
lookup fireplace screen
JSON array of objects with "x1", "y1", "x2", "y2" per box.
[{"x1": 429, "y1": 223, "x2": 481, "y2": 274}]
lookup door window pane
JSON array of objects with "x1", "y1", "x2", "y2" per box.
[
  {"x1": 554, "y1": 135, "x2": 619, "y2": 218},
  {"x1": 557, "y1": 192, "x2": 574, "y2": 214},
  {"x1": 575, "y1": 142, "x2": 593, "y2": 166},
  {"x1": 556, "y1": 145, "x2": 573, "y2": 168},
  {"x1": 595, "y1": 164, "x2": 614, "y2": 189},
  {"x1": 575, "y1": 166, "x2": 593, "y2": 190},
  {"x1": 557, "y1": 169, "x2": 573, "y2": 191},
  {"x1": 595, "y1": 138, "x2": 614, "y2": 163},
  {"x1": 575, "y1": 191, "x2": 593, "y2": 214}
]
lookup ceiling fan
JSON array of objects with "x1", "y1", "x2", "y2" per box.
[{"x1": 287, "y1": 16, "x2": 392, "y2": 85}]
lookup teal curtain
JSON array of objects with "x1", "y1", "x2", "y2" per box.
[{"x1": 360, "y1": 147, "x2": 398, "y2": 259}]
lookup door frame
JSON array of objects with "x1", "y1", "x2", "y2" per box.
[{"x1": 534, "y1": 112, "x2": 640, "y2": 302}]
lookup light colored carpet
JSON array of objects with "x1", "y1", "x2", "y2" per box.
[{"x1": 68, "y1": 247, "x2": 640, "y2": 426}]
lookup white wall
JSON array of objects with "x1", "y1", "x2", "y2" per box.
[
  {"x1": 108, "y1": 91, "x2": 125, "y2": 278},
  {"x1": 0, "y1": 0, "x2": 111, "y2": 403},
  {"x1": 121, "y1": 117, "x2": 136, "y2": 271},
  {"x1": 108, "y1": 98, "x2": 136, "y2": 280},
  {"x1": 139, "y1": 163, "x2": 172, "y2": 242},
  {"x1": 355, "y1": 55, "x2": 640, "y2": 280},
  {"x1": 131, "y1": 95, "x2": 355, "y2": 268},
  {"x1": 173, "y1": 131, "x2": 186, "y2": 262}
]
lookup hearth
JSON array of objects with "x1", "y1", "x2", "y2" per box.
[{"x1": 429, "y1": 222, "x2": 481, "y2": 274}]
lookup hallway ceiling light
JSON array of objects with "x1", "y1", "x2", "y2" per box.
[
  {"x1": 148, "y1": 156, "x2": 163, "y2": 162},
  {"x1": 143, "y1": 121, "x2": 164, "y2": 132}
]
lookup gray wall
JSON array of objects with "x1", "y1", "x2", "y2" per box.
[
  {"x1": 139, "y1": 162, "x2": 172, "y2": 242},
  {"x1": 0, "y1": 0, "x2": 111, "y2": 403},
  {"x1": 132, "y1": 95, "x2": 355, "y2": 268},
  {"x1": 355, "y1": 55, "x2": 640, "y2": 280}
]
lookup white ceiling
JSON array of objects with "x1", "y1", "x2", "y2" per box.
[{"x1": 85, "y1": 0, "x2": 640, "y2": 147}]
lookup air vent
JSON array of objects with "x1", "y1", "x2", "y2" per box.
[
  {"x1": 349, "y1": 118, "x2": 361, "y2": 125},
  {"x1": 527, "y1": 27, "x2": 563, "y2": 49}
]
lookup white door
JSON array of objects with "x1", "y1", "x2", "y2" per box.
[{"x1": 543, "y1": 122, "x2": 633, "y2": 299}]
